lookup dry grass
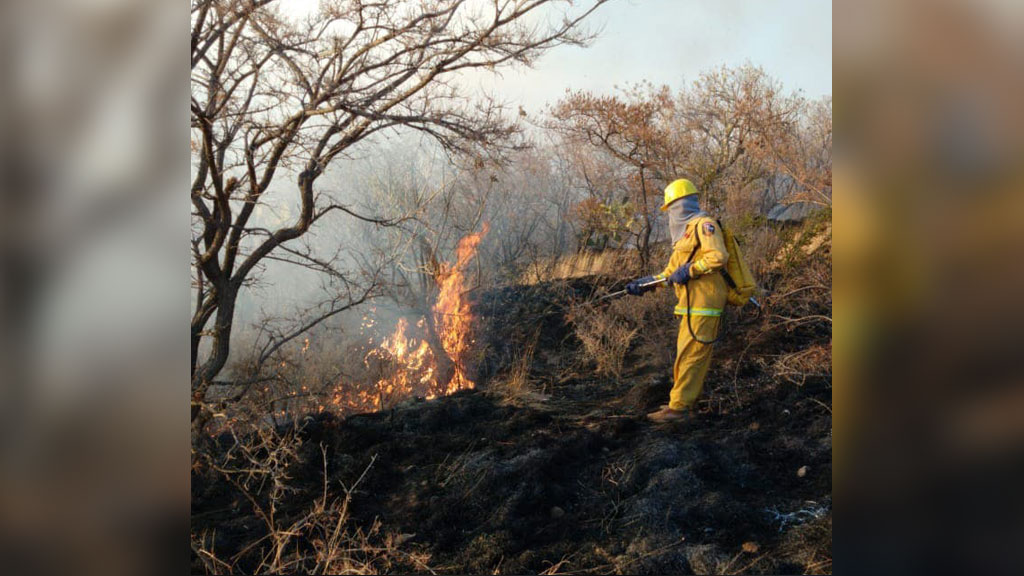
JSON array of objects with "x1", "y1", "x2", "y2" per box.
[
  {"x1": 779, "y1": 515, "x2": 832, "y2": 575},
  {"x1": 596, "y1": 455, "x2": 639, "y2": 536},
  {"x1": 566, "y1": 300, "x2": 639, "y2": 378},
  {"x1": 566, "y1": 281, "x2": 678, "y2": 379},
  {"x1": 192, "y1": 426, "x2": 432, "y2": 574},
  {"x1": 742, "y1": 224, "x2": 785, "y2": 281},
  {"x1": 488, "y1": 328, "x2": 543, "y2": 405},
  {"x1": 619, "y1": 287, "x2": 678, "y2": 365},
  {"x1": 771, "y1": 344, "x2": 832, "y2": 386}
]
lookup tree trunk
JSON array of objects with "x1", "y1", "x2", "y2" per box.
[
  {"x1": 190, "y1": 324, "x2": 201, "y2": 381},
  {"x1": 421, "y1": 302, "x2": 456, "y2": 394},
  {"x1": 638, "y1": 219, "x2": 652, "y2": 273},
  {"x1": 195, "y1": 284, "x2": 238, "y2": 391},
  {"x1": 637, "y1": 167, "x2": 653, "y2": 273}
]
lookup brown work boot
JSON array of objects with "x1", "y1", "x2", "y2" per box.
[{"x1": 647, "y1": 406, "x2": 689, "y2": 423}]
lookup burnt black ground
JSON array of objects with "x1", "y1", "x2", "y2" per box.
[{"x1": 192, "y1": 277, "x2": 832, "y2": 574}]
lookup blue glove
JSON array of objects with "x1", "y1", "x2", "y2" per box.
[
  {"x1": 668, "y1": 263, "x2": 692, "y2": 285},
  {"x1": 626, "y1": 275, "x2": 657, "y2": 296}
]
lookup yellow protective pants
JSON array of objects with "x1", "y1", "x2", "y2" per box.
[{"x1": 669, "y1": 315, "x2": 721, "y2": 410}]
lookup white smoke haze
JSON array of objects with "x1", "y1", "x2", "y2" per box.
[
  {"x1": 210, "y1": 135, "x2": 476, "y2": 374},
  {"x1": 211, "y1": 125, "x2": 600, "y2": 380}
]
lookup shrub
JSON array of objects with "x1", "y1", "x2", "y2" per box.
[
  {"x1": 565, "y1": 284, "x2": 680, "y2": 378},
  {"x1": 566, "y1": 299, "x2": 640, "y2": 378},
  {"x1": 488, "y1": 328, "x2": 542, "y2": 404},
  {"x1": 741, "y1": 224, "x2": 784, "y2": 282}
]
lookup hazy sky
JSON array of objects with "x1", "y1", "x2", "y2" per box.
[
  {"x1": 286, "y1": 0, "x2": 832, "y2": 112},
  {"x1": 461, "y1": 0, "x2": 832, "y2": 112}
]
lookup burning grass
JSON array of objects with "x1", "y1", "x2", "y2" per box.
[
  {"x1": 207, "y1": 227, "x2": 490, "y2": 435},
  {"x1": 348, "y1": 225, "x2": 489, "y2": 409}
]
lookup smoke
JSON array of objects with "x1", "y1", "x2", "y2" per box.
[{"x1": 208, "y1": 136, "x2": 452, "y2": 372}]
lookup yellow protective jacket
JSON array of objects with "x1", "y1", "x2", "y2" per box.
[{"x1": 654, "y1": 216, "x2": 730, "y2": 317}]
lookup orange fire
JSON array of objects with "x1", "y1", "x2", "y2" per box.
[
  {"x1": 366, "y1": 317, "x2": 436, "y2": 401},
  {"x1": 433, "y1": 222, "x2": 489, "y2": 394},
  {"x1": 325, "y1": 225, "x2": 488, "y2": 414},
  {"x1": 209, "y1": 229, "x2": 488, "y2": 435}
]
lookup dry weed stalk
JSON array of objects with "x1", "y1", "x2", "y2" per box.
[
  {"x1": 193, "y1": 426, "x2": 432, "y2": 574},
  {"x1": 566, "y1": 300, "x2": 639, "y2": 378},
  {"x1": 490, "y1": 328, "x2": 542, "y2": 404}
]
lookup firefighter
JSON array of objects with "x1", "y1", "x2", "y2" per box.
[{"x1": 626, "y1": 179, "x2": 729, "y2": 423}]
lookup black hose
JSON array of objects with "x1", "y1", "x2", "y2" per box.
[
  {"x1": 683, "y1": 280, "x2": 722, "y2": 345},
  {"x1": 680, "y1": 236, "x2": 722, "y2": 346}
]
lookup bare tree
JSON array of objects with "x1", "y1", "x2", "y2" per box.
[
  {"x1": 190, "y1": 0, "x2": 608, "y2": 413},
  {"x1": 547, "y1": 65, "x2": 816, "y2": 270},
  {"x1": 751, "y1": 96, "x2": 832, "y2": 207},
  {"x1": 675, "y1": 65, "x2": 808, "y2": 211},
  {"x1": 456, "y1": 147, "x2": 571, "y2": 281},
  {"x1": 549, "y1": 83, "x2": 676, "y2": 269}
]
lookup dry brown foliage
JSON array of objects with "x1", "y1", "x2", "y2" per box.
[
  {"x1": 771, "y1": 344, "x2": 832, "y2": 387},
  {"x1": 489, "y1": 328, "x2": 543, "y2": 405},
  {"x1": 566, "y1": 300, "x2": 638, "y2": 378},
  {"x1": 565, "y1": 284, "x2": 680, "y2": 378}
]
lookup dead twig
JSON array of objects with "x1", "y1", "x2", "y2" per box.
[{"x1": 809, "y1": 398, "x2": 832, "y2": 414}]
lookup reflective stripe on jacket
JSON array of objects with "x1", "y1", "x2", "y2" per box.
[{"x1": 673, "y1": 306, "x2": 723, "y2": 317}]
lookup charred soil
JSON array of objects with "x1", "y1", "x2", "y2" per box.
[{"x1": 192, "y1": 277, "x2": 832, "y2": 574}]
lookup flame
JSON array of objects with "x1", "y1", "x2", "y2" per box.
[
  {"x1": 254, "y1": 226, "x2": 491, "y2": 427},
  {"x1": 345, "y1": 226, "x2": 487, "y2": 408},
  {"x1": 368, "y1": 317, "x2": 436, "y2": 400},
  {"x1": 433, "y1": 223, "x2": 489, "y2": 394},
  {"x1": 365, "y1": 225, "x2": 488, "y2": 401}
]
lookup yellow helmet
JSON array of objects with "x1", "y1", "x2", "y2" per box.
[{"x1": 660, "y1": 178, "x2": 699, "y2": 211}]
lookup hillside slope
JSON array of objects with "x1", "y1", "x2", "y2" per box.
[{"x1": 192, "y1": 277, "x2": 832, "y2": 574}]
